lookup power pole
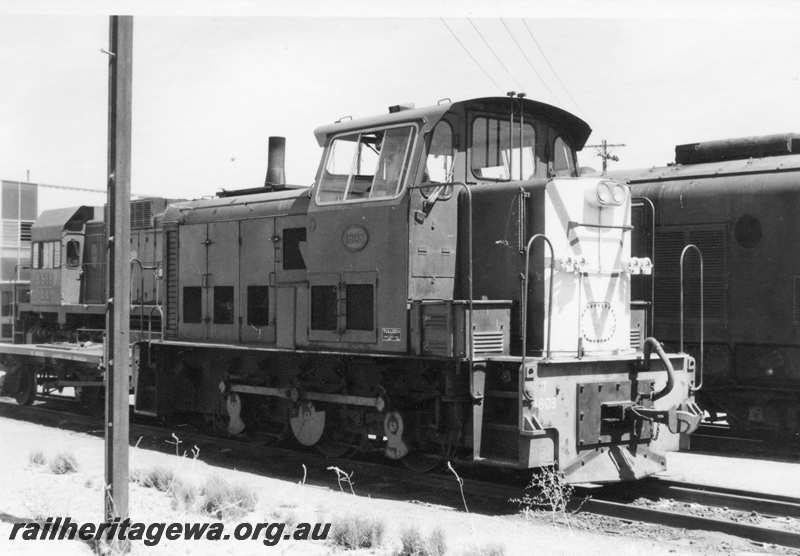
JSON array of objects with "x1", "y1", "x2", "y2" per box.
[
  {"x1": 585, "y1": 139, "x2": 626, "y2": 174},
  {"x1": 104, "y1": 14, "x2": 132, "y2": 532}
]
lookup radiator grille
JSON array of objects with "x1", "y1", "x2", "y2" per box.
[
  {"x1": 472, "y1": 330, "x2": 504, "y2": 355},
  {"x1": 165, "y1": 230, "x2": 178, "y2": 337},
  {"x1": 131, "y1": 200, "x2": 153, "y2": 229},
  {"x1": 654, "y1": 226, "x2": 726, "y2": 321}
]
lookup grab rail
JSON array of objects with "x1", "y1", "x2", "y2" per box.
[
  {"x1": 521, "y1": 234, "x2": 554, "y2": 371},
  {"x1": 680, "y1": 244, "x2": 704, "y2": 392},
  {"x1": 632, "y1": 196, "x2": 656, "y2": 337}
]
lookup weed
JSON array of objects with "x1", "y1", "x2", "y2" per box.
[
  {"x1": 447, "y1": 461, "x2": 469, "y2": 512},
  {"x1": 28, "y1": 450, "x2": 46, "y2": 466},
  {"x1": 331, "y1": 515, "x2": 385, "y2": 550},
  {"x1": 397, "y1": 526, "x2": 446, "y2": 556},
  {"x1": 512, "y1": 466, "x2": 574, "y2": 524},
  {"x1": 326, "y1": 465, "x2": 355, "y2": 495},
  {"x1": 131, "y1": 466, "x2": 175, "y2": 492},
  {"x1": 199, "y1": 475, "x2": 257, "y2": 520},
  {"x1": 169, "y1": 477, "x2": 199, "y2": 511},
  {"x1": 49, "y1": 452, "x2": 78, "y2": 474}
]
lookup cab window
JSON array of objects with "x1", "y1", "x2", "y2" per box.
[
  {"x1": 424, "y1": 121, "x2": 454, "y2": 183},
  {"x1": 471, "y1": 116, "x2": 535, "y2": 180},
  {"x1": 553, "y1": 136, "x2": 576, "y2": 177},
  {"x1": 317, "y1": 125, "x2": 416, "y2": 203},
  {"x1": 66, "y1": 240, "x2": 81, "y2": 268}
]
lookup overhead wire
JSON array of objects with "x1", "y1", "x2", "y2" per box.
[
  {"x1": 467, "y1": 18, "x2": 524, "y2": 91},
  {"x1": 521, "y1": 19, "x2": 585, "y2": 115},
  {"x1": 440, "y1": 18, "x2": 502, "y2": 91},
  {"x1": 500, "y1": 18, "x2": 556, "y2": 100}
]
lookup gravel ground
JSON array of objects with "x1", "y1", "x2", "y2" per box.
[{"x1": 0, "y1": 414, "x2": 794, "y2": 555}]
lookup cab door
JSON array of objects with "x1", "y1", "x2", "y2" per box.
[{"x1": 305, "y1": 123, "x2": 418, "y2": 352}]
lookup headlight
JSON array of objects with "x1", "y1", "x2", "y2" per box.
[
  {"x1": 597, "y1": 181, "x2": 613, "y2": 204},
  {"x1": 596, "y1": 180, "x2": 627, "y2": 206}
]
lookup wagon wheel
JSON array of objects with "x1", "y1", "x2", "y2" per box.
[
  {"x1": 316, "y1": 403, "x2": 363, "y2": 459},
  {"x1": 14, "y1": 366, "x2": 36, "y2": 406}
]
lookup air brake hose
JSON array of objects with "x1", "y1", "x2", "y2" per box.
[{"x1": 642, "y1": 337, "x2": 675, "y2": 401}]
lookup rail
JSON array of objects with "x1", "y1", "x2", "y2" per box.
[
  {"x1": 521, "y1": 234, "x2": 554, "y2": 365},
  {"x1": 680, "y1": 244, "x2": 704, "y2": 391}
]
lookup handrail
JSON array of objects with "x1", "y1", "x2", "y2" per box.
[
  {"x1": 521, "y1": 234, "x2": 555, "y2": 372},
  {"x1": 632, "y1": 195, "x2": 656, "y2": 337},
  {"x1": 680, "y1": 244, "x2": 704, "y2": 391}
]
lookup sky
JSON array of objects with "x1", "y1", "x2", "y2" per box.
[{"x1": 2, "y1": 2, "x2": 800, "y2": 209}]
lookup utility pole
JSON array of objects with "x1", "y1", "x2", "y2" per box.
[
  {"x1": 104, "y1": 14, "x2": 132, "y2": 533},
  {"x1": 586, "y1": 139, "x2": 626, "y2": 174}
]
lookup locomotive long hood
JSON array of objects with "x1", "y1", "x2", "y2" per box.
[{"x1": 160, "y1": 187, "x2": 310, "y2": 226}]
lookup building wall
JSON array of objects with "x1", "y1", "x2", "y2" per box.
[{"x1": 0, "y1": 180, "x2": 38, "y2": 341}]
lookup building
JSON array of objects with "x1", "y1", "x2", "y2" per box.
[{"x1": 0, "y1": 180, "x2": 37, "y2": 342}]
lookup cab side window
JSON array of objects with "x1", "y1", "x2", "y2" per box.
[
  {"x1": 66, "y1": 240, "x2": 81, "y2": 268},
  {"x1": 424, "y1": 121, "x2": 454, "y2": 183},
  {"x1": 317, "y1": 125, "x2": 416, "y2": 203},
  {"x1": 553, "y1": 136, "x2": 576, "y2": 177}
]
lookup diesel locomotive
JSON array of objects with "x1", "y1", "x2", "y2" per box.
[
  {"x1": 2, "y1": 97, "x2": 702, "y2": 482},
  {"x1": 622, "y1": 134, "x2": 800, "y2": 441}
]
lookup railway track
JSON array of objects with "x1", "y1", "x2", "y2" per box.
[
  {"x1": 688, "y1": 423, "x2": 800, "y2": 463},
  {"x1": 2, "y1": 398, "x2": 799, "y2": 550}
]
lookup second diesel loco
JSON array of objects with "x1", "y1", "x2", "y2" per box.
[
  {"x1": 622, "y1": 134, "x2": 800, "y2": 440},
  {"x1": 3, "y1": 97, "x2": 702, "y2": 482}
]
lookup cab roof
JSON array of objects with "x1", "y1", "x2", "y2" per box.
[{"x1": 313, "y1": 96, "x2": 592, "y2": 149}]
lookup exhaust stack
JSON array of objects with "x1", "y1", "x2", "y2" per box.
[{"x1": 265, "y1": 136, "x2": 286, "y2": 189}]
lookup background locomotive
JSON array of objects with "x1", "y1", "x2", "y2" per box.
[
  {"x1": 2, "y1": 96, "x2": 701, "y2": 482},
  {"x1": 621, "y1": 134, "x2": 800, "y2": 441}
]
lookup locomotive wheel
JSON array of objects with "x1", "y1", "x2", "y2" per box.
[
  {"x1": 316, "y1": 404, "x2": 362, "y2": 459},
  {"x1": 14, "y1": 367, "x2": 36, "y2": 406},
  {"x1": 290, "y1": 401, "x2": 326, "y2": 447}
]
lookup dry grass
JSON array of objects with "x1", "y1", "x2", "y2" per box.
[
  {"x1": 199, "y1": 475, "x2": 257, "y2": 520},
  {"x1": 28, "y1": 450, "x2": 46, "y2": 466},
  {"x1": 169, "y1": 477, "x2": 199, "y2": 511},
  {"x1": 131, "y1": 466, "x2": 176, "y2": 492},
  {"x1": 397, "y1": 526, "x2": 446, "y2": 556},
  {"x1": 459, "y1": 543, "x2": 506, "y2": 556},
  {"x1": 330, "y1": 515, "x2": 385, "y2": 550},
  {"x1": 48, "y1": 452, "x2": 78, "y2": 474}
]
